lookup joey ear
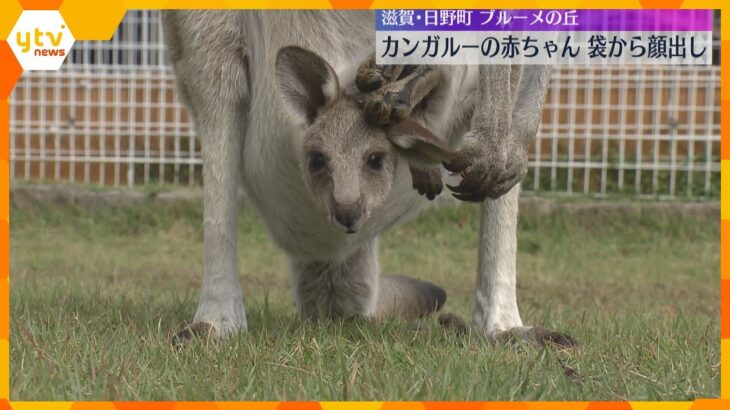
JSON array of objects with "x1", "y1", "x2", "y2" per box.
[
  {"x1": 386, "y1": 119, "x2": 453, "y2": 167},
  {"x1": 275, "y1": 46, "x2": 340, "y2": 124}
]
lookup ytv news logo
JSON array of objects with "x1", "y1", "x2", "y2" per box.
[{"x1": 9, "y1": 10, "x2": 75, "y2": 71}]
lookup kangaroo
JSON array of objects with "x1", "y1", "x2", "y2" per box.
[{"x1": 161, "y1": 10, "x2": 574, "y2": 347}]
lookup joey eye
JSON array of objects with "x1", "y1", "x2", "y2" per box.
[
  {"x1": 309, "y1": 152, "x2": 327, "y2": 172},
  {"x1": 367, "y1": 152, "x2": 385, "y2": 171}
]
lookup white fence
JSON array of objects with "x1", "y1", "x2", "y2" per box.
[{"x1": 9, "y1": 11, "x2": 721, "y2": 198}]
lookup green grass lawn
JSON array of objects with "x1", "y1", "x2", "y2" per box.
[{"x1": 9, "y1": 188, "x2": 720, "y2": 400}]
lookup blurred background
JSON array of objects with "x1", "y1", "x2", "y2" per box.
[{"x1": 8, "y1": 10, "x2": 722, "y2": 199}]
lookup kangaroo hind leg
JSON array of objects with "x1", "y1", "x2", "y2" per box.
[{"x1": 163, "y1": 10, "x2": 251, "y2": 344}]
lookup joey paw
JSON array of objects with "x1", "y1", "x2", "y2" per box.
[
  {"x1": 363, "y1": 89, "x2": 412, "y2": 125},
  {"x1": 355, "y1": 58, "x2": 407, "y2": 93},
  {"x1": 410, "y1": 166, "x2": 443, "y2": 200}
]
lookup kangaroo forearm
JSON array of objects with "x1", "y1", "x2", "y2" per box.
[
  {"x1": 469, "y1": 65, "x2": 514, "y2": 146},
  {"x1": 444, "y1": 64, "x2": 551, "y2": 201},
  {"x1": 510, "y1": 64, "x2": 551, "y2": 148}
]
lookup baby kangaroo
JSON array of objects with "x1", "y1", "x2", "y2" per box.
[{"x1": 272, "y1": 46, "x2": 452, "y2": 322}]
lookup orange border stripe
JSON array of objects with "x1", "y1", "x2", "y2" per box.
[
  {"x1": 0, "y1": 0, "x2": 727, "y2": 408},
  {"x1": 720, "y1": 279, "x2": 730, "y2": 339}
]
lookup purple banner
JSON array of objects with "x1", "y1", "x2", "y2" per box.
[{"x1": 375, "y1": 9, "x2": 714, "y2": 32}]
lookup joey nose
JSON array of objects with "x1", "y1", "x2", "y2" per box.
[{"x1": 333, "y1": 202, "x2": 362, "y2": 232}]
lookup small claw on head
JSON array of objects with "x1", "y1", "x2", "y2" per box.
[
  {"x1": 391, "y1": 104, "x2": 409, "y2": 122},
  {"x1": 356, "y1": 70, "x2": 385, "y2": 92}
]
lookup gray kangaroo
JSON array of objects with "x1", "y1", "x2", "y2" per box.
[{"x1": 162, "y1": 10, "x2": 574, "y2": 346}]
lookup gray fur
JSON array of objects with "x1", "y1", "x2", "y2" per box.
[{"x1": 162, "y1": 10, "x2": 561, "y2": 343}]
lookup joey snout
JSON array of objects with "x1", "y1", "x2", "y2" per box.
[{"x1": 330, "y1": 200, "x2": 365, "y2": 234}]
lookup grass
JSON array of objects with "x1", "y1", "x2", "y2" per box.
[
  {"x1": 9, "y1": 188, "x2": 720, "y2": 401},
  {"x1": 521, "y1": 157, "x2": 720, "y2": 198}
]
